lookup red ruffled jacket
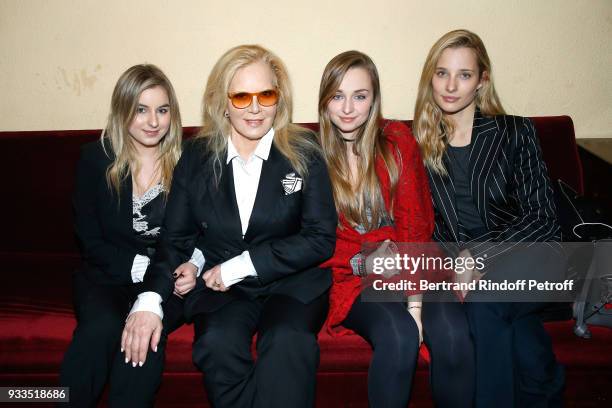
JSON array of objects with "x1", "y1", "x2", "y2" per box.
[{"x1": 321, "y1": 121, "x2": 434, "y2": 336}]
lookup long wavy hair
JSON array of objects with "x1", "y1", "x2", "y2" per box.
[
  {"x1": 413, "y1": 29, "x2": 505, "y2": 175},
  {"x1": 318, "y1": 50, "x2": 399, "y2": 231},
  {"x1": 102, "y1": 64, "x2": 182, "y2": 197},
  {"x1": 197, "y1": 44, "x2": 318, "y2": 184}
]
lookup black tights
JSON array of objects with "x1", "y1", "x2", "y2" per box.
[
  {"x1": 342, "y1": 298, "x2": 420, "y2": 408},
  {"x1": 422, "y1": 294, "x2": 475, "y2": 408}
]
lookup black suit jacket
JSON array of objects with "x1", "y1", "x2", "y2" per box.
[
  {"x1": 73, "y1": 141, "x2": 153, "y2": 286},
  {"x1": 426, "y1": 112, "x2": 560, "y2": 263},
  {"x1": 142, "y1": 137, "x2": 337, "y2": 318}
]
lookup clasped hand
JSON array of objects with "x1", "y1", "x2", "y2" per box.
[
  {"x1": 173, "y1": 261, "x2": 198, "y2": 297},
  {"x1": 122, "y1": 262, "x2": 197, "y2": 366},
  {"x1": 366, "y1": 239, "x2": 400, "y2": 278},
  {"x1": 454, "y1": 249, "x2": 483, "y2": 299},
  {"x1": 202, "y1": 265, "x2": 228, "y2": 292}
]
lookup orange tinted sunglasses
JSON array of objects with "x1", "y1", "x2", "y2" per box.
[{"x1": 228, "y1": 89, "x2": 279, "y2": 109}]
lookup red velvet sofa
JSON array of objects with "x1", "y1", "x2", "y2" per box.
[{"x1": 1, "y1": 118, "x2": 611, "y2": 407}]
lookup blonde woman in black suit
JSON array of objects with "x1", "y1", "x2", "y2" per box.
[
  {"x1": 121, "y1": 45, "x2": 337, "y2": 408},
  {"x1": 60, "y1": 64, "x2": 204, "y2": 407},
  {"x1": 413, "y1": 30, "x2": 565, "y2": 408}
]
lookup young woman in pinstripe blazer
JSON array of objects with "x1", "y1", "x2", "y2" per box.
[{"x1": 413, "y1": 30, "x2": 565, "y2": 408}]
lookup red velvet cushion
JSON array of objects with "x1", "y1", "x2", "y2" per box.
[{"x1": 0, "y1": 117, "x2": 592, "y2": 396}]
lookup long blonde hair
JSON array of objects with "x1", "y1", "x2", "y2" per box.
[
  {"x1": 414, "y1": 29, "x2": 505, "y2": 175},
  {"x1": 318, "y1": 50, "x2": 399, "y2": 231},
  {"x1": 102, "y1": 64, "x2": 182, "y2": 197},
  {"x1": 198, "y1": 44, "x2": 318, "y2": 184}
]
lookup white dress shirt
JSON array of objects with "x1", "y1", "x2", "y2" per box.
[
  {"x1": 130, "y1": 249, "x2": 205, "y2": 283},
  {"x1": 220, "y1": 127, "x2": 275, "y2": 287},
  {"x1": 130, "y1": 128, "x2": 274, "y2": 319},
  {"x1": 128, "y1": 249, "x2": 205, "y2": 319}
]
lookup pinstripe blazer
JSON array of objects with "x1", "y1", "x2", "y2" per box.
[{"x1": 426, "y1": 111, "x2": 560, "y2": 263}]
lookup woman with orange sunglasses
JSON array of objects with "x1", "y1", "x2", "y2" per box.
[{"x1": 121, "y1": 45, "x2": 337, "y2": 408}]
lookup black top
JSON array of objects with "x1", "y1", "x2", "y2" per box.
[
  {"x1": 132, "y1": 183, "x2": 166, "y2": 253},
  {"x1": 425, "y1": 112, "x2": 560, "y2": 264},
  {"x1": 447, "y1": 144, "x2": 486, "y2": 239},
  {"x1": 74, "y1": 141, "x2": 159, "y2": 285}
]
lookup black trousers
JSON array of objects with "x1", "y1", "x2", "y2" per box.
[
  {"x1": 466, "y1": 245, "x2": 566, "y2": 408},
  {"x1": 59, "y1": 272, "x2": 185, "y2": 408},
  {"x1": 422, "y1": 293, "x2": 475, "y2": 408},
  {"x1": 465, "y1": 301, "x2": 564, "y2": 408},
  {"x1": 423, "y1": 245, "x2": 566, "y2": 408},
  {"x1": 191, "y1": 292, "x2": 328, "y2": 408},
  {"x1": 342, "y1": 298, "x2": 420, "y2": 408}
]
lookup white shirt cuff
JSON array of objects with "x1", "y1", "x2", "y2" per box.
[
  {"x1": 131, "y1": 254, "x2": 150, "y2": 283},
  {"x1": 220, "y1": 250, "x2": 257, "y2": 288},
  {"x1": 129, "y1": 292, "x2": 163, "y2": 320},
  {"x1": 189, "y1": 248, "x2": 206, "y2": 277}
]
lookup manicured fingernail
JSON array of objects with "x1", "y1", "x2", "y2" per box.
[
  {"x1": 154, "y1": 346, "x2": 158, "y2": 352},
  {"x1": 121, "y1": 347, "x2": 124, "y2": 352},
  {"x1": 132, "y1": 362, "x2": 137, "y2": 367},
  {"x1": 125, "y1": 358, "x2": 129, "y2": 364},
  {"x1": 139, "y1": 361, "x2": 143, "y2": 367}
]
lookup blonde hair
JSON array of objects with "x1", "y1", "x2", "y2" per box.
[
  {"x1": 198, "y1": 44, "x2": 318, "y2": 183},
  {"x1": 102, "y1": 64, "x2": 182, "y2": 197},
  {"x1": 414, "y1": 29, "x2": 505, "y2": 175},
  {"x1": 318, "y1": 50, "x2": 399, "y2": 231}
]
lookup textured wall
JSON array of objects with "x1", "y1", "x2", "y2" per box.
[{"x1": 1, "y1": 0, "x2": 610, "y2": 138}]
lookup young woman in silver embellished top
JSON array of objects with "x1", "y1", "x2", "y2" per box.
[{"x1": 59, "y1": 64, "x2": 203, "y2": 407}]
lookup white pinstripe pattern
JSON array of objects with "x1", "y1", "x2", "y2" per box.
[{"x1": 426, "y1": 112, "x2": 561, "y2": 263}]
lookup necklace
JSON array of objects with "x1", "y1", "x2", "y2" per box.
[{"x1": 133, "y1": 166, "x2": 160, "y2": 198}]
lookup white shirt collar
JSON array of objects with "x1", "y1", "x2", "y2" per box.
[{"x1": 226, "y1": 127, "x2": 275, "y2": 164}]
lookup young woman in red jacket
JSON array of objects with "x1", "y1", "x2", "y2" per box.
[{"x1": 318, "y1": 50, "x2": 434, "y2": 408}]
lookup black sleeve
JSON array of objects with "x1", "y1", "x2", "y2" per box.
[
  {"x1": 470, "y1": 117, "x2": 560, "y2": 262},
  {"x1": 73, "y1": 143, "x2": 135, "y2": 285},
  {"x1": 249, "y1": 151, "x2": 337, "y2": 284},
  {"x1": 140, "y1": 142, "x2": 201, "y2": 300}
]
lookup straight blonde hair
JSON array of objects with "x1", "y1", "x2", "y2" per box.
[
  {"x1": 102, "y1": 64, "x2": 182, "y2": 197},
  {"x1": 413, "y1": 29, "x2": 505, "y2": 175},
  {"x1": 198, "y1": 44, "x2": 319, "y2": 184},
  {"x1": 318, "y1": 51, "x2": 399, "y2": 231}
]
